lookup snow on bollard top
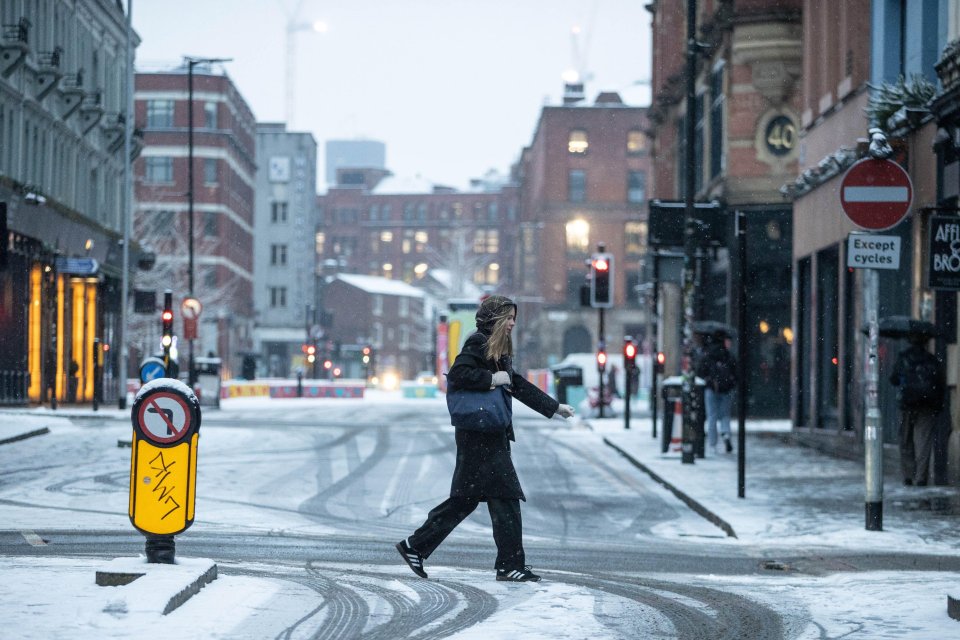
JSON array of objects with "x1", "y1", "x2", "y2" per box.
[{"x1": 135, "y1": 377, "x2": 198, "y2": 405}]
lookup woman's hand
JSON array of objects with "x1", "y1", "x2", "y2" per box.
[
  {"x1": 555, "y1": 404, "x2": 575, "y2": 419},
  {"x1": 490, "y1": 371, "x2": 511, "y2": 387}
]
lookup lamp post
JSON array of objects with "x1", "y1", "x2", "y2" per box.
[{"x1": 184, "y1": 56, "x2": 231, "y2": 387}]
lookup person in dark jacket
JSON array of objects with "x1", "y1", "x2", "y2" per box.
[
  {"x1": 889, "y1": 334, "x2": 946, "y2": 486},
  {"x1": 396, "y1": 295, "x2": 575, "y2": 582},
  {"x1": 695, "y1": 333, "x2": 737, "y2": 454}
]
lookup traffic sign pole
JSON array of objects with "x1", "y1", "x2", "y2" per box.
[{"x1": 839, "y1": 149, "x2": 913, "y2": 532}]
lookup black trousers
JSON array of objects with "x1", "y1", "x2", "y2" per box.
[{"x1": 407, "y1": 496, "x2": 524, "y2": 571}]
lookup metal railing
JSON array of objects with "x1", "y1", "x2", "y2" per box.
[{"x1": 0, "y1": 370, "x2": 28, "y2": 406}]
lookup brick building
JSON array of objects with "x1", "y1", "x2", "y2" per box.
[
  {"x1": 322, "y1": 273, "x2": 429, "y2": 381},
  {"x1": 783, "y1": 1, "x2": 957, "y2": 482},
  {"x1": 515, "y1": 90, "x2": 651, "y2": 370},
  {"x1": 133, "y1": 64, "x2": 257, "y2": 379},
  {"x1": 646, "y1": 0, "x2": 801, "y2": 417}
]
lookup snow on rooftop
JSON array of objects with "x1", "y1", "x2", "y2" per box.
[
  {"x1": 335, "y1": 273, "x2": 425, "y2": 297},
  {"x1": 370, "y1": 174, "x2": 438, "y2": 195}
]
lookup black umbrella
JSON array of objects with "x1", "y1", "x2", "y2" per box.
[
  {"x1": 875, "y1": 315, "x2": 940, "y2": 339},
  {"x1": 693, "y1": 320, "x2": 736, "y2": 338}
]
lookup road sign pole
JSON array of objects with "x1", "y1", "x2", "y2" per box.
[{"x1": 864, "y1": 267, "x2": 883, "y2": 530}]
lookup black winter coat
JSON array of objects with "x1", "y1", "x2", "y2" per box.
[{"x1": 445, "y1": 331, "x2": 560, "y2": 501}]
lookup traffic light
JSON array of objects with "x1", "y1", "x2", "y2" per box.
[
  {"x1": 623, "y1": 338, "x2": 637, "y2": 369},
  {"x1": 306, "y1": 344, "x2": 316, "y2": 364},
  {"x1": 654, "y1": 351, "x2": 666, "y2": 374},
  {"x1": 590, "y1": 252, "x2": 614, "y2": 308},
  {"x1": 596, "y1": 348, "x2": 607, "y2": 372},
  {"x1": 161, "y1": 291, "x2": 174, "y2": 351},
  {"x1": 362, "y1": 345, "x2": 372, "y2": 365}
]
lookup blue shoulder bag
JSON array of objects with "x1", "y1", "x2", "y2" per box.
[{"x1": 446, "y1": 386, "x2": 512, "y2": 432}]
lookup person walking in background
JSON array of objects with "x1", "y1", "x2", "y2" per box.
[
  {"x1": 695, "y1": 332, "x2": 737, "y2": 454},
  {"x1": 890, "y1": 334, "x2": 946, "y2": 486},
  {"x1": 396, "y1": 295, "x2": 574, "y2": 582}
]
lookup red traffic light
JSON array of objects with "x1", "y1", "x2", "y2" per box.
[
  {"x1": 623, "y1": 340, "x2": 637, "y2": 368},
  {"x1": 593, "y1": 257, "x2": 609, "y2": 271},
  {"x1": 306, "y1": 345, "x2": 316, "y2": 356},
  {"x1": 656, "y1": 351, "x2": 666, "y2": 365},
  {"x1": 161, "y1": 310, "x2": 173, "y2": 322},
  {"x1": 362, "y1": 345, "x2": 371, "y2": 356},
  {"x1": 597, "y1": 350, "x2": 607, "y2": 367}
]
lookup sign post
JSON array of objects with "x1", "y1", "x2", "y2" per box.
[
  {"x1": 840, "y1": 156, "x2": 913, "y2": 532},
  {"x1": 129, "y1": 378, "x2": 201, "y2": 563}
]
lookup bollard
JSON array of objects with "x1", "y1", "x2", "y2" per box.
[{"x1": 129, "y1": 378, "x2": 201, "y2": 563}]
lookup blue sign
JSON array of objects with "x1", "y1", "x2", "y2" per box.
[
  {"x1": 139, "y1": 357, "x2": 166, "y2": 383},
  {"x1": 55, "y1": 257, "x2": 99, "y2": 275}
]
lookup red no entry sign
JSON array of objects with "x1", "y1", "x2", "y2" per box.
[{"x1": 840, "y1": 158, "x2": 913, "y2": 231}]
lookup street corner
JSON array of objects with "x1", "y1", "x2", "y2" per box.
[{"x1": 95, "y1": 556, "x2": 218, "y2": 615}]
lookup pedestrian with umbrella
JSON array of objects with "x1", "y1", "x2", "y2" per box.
[{"x1": 884, "y1": 317, "x2": 946, "y2": 486}]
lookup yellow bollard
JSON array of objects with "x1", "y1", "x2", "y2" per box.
[{"x1": 129, "y1": 378, "x2": 201, "y2": 562}]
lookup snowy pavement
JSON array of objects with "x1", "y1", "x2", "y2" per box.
[{"x1": 2, "y1": 396, "x2": 960, "y2": 638}]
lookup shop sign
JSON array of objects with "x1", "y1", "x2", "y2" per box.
[{"x1": 928, "y1": 215, "x2": 960, "y2": 290}]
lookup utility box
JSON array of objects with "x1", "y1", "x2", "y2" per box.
[
  {"x1": 552, "y1": 365, "x2": 583, "y2": 405},
  {"x1": 660, "y1": 375, "x2": 706, "y2": 457},
  {"x1": 194, "y1": 357, "x2": 222, "y2": 408}
]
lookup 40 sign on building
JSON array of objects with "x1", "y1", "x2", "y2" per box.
[{"x1": 929, "y1": 216, "x2": 960, "y2": 289}]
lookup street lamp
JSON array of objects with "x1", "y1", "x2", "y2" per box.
[
  {"x1": 184, "y1": 55, "x2": 231, "y2": 387},
  {"x1": 285, "y1": 19, "x2": 327, "y2": 126}
]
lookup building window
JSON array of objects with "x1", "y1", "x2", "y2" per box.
[
  {"x1": 399, "y1": 297, "x2": 409, "y2": 318},
  {"x1": 271, "y1": 201, "x2": 288, "y2": 223},
  {"x1": 372, "y1": 295, "x2": 383, "y2": 316},
  {"x1": 203, "y1": 211, "x2": 217, "y2": 237},
  {"x1": 568, "y1": 129, "x2": 588, "y2": 154},
  {"x1": 204, "y1": 268, "x2": 217, "y2": 288},
  {"x1": 315, "y1": 232, "x2": 325, "y2": 255},
  {"x1": 380, "y1": 231, "x2": 393, "y2": 243},
  {"x1": 399, "y1": 325, "x2": 410, "y2": 350},
  {"x1": 269, "y1": 286, "x2": 287, "y2": 307},
  {"x1": 369, "y1": 204, "x2": 379, "y2": 221},
  {"x1": 146, "y1": 100, "x2": 174, "y2": 128},
  {"x1": 627, "y1": 129, "x2": 646, "y2": 155},
  {"x1": 403, "y1": 204, "x2": 415, "y2": 221},
  {"x1": 568, "y1": 169, "x2": 586, "y2": 202},
  {"x1": 487, "y1": 202, "x2": 498, "y2": 221},
  {"x1": 203, "y1": 158, "x2": 218, "y2": 185},
  {"x1": 627, "y1": 171, "x2": 646, "y2": 203},
  {"x1": 565, "y1": 218, "x2": 590, "y2": 254},
  {"x1": 145, "y1": 157, "x2": 173, "y2": 183},
  {"x1": 155, "y1": 210, "x2": 175, "y2": 228},
  {"x1": 625, "y1": 221, "x2": 647, "y2": 255},
  {"x1": 417, "y1": 203, "x2": 427, "y2": 221},
  {"x1": 204, "y1": 101, "x2": 217, "y2": 129},
  {"x1": 709, "y1": 64, "x2": 725, "y2": 179},
  {"x1": 270, "y1": 244, "x2": 288, "y2": 266},
  {"x1": 474, "y1": 229, "x2": 499, "y2": 254}
]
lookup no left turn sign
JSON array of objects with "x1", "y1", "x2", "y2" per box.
[
  {"x1": 132, "y1": 379, "x2": 200, "y2": 446},
  {"x1": 137, "y1": 391, "x2": 192, "y2": 444}
]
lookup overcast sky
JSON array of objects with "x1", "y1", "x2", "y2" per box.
[{"x1": 133, "y1": 0, "x2": 652, "y2": 191}]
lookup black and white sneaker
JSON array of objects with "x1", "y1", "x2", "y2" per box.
[
  {"x1": 496, "y1": 566, "x2": 541, "y2": 582},
  {"x1": 396, "y1": 539, "x2": 428, "y2": 579}
]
